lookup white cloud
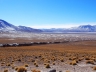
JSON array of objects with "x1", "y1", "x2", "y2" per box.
[
  {"x1": 31, "y1": 25, "x2": 77, "y2": 29},
  {"x1": 30, "y1": 22, "x2": 96, "y2": 29}
]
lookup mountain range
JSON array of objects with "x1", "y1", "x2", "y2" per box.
[{"x1": 0, "y1": 19, "x2": 96, "y2": 33}]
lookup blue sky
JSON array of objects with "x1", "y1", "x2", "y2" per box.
[{"x1": 0, "y1": 0, "x2": 96, "y2": 29}]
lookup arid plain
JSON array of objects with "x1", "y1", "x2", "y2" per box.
[{"x1": 0, "y1": 33, "x2": 96, "y2": 72}]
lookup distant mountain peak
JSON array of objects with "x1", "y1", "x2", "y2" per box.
[
  {"x1": 41, "y1": 24, "x2": 96, "y2": 32},
  {"x1": 0, "y1": 19, "x2": 42, "y2": 33}
]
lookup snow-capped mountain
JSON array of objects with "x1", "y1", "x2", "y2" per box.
[
  {"x1": 0, "y1": 19, "x2": 18, "y2": 31},
  {"x1": 41, "y1": 25, "x2": 96, "y2": 32},
  {"x1": 0, "y1": 19, "x2": 42, "y2": 33},
  {"x1": 0, "y1": 19, "x2": 96, "y2": 33},
  {"x1": 77, "y1": 25, "x2": 96, "y2": 32}
]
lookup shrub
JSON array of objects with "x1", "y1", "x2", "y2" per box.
[
  {"x1": 45, "y1": 63, "x2": 50, "y2": 68},
  {"x1": 12, "y1": 60, "x2": 14, "y2": 62},
  {"x1": 6, "y1": 63, "x2": 11, "y2": 66},
  {"x1": 1, "y1": 64, "x2": 4, "y2": 66},
  {"x1": 85, "y1": 57, "x2": 90, "y2": 60},
  {"x1": 4, "y1": 69, "x2": 8, "y2": 72},
  {"x1": 25, "y1": 64, "x2": 29, "y2": 67},
  {"x1": 32, "y1": 59, "x2": 35, "y2": 62},
  {"x1": 93, "y1": 66, "x2": 96, "y2": 70},
  {"x1": 35, "y1": 64, "x2": 39, "y2": 67},
  {"x1": 52, "y1": 62, "x2": 55, "y2": 65},
  {"x1": 1, "y1": 62, "x2": 5, "y2": 64},
  {"x1": 11, "y1": 65, "x2": 15, "y2": 69},
  {"x1": 78, "y1": 57, "x2": 84, "y2": 61},
  {"x1": 44, "y1": 59, "x2": 50, "y2": 63},
  {"x1": 86, "y1": 60, "x2": 94, "y2": 64},
  {"x1": 60, "y1": 59, "x2": 64, "y2": 62},
  {"x1": 18, "y1": 59, "x2": 21, "y2": 62},
  {"x1": 34, "y1": 62, "x2": 37, "y2": 65},
  {"x1": 15, "y1": 67, "x2": 18, "y2": 71},
  {"x1": 69, "y1": 60, "x2": 77, "y2": 65},
  {"x1": 17, "y1": 67, "x2": 27, "y2": 72}
]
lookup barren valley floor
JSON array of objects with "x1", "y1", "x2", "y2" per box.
[{"x1": 0, "y1": 40, "x2": 96, "y2": 72}]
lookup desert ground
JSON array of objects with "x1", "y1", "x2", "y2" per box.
[{"x1": 0, "y1": 33, "x2": 96, "y2": 72}]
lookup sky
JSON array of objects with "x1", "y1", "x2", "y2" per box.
[{"x1": 0, "y1": 0, "x2": 96, "y2": 29}]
